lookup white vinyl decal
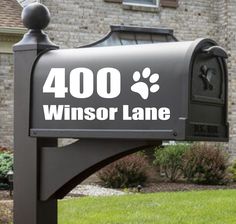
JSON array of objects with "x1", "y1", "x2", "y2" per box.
[
  {"x1": 43, "y1": 68, "x2": 68, "y2": 98},
  {"x1": 70, "y1": 68, "x2": 94, "y2": 99},
  {"x1": 42, "y1": 67, "x2": 170, "y2": 121},
  {"x1": 97, "y1": 68, "x2": 121, "y2": 98},
  {"x1": 131, "y1": 67, "x2": 160, "y2": 100},
  {"x1": 43, "y1": 67, "x2": 121, "y2": 99}
]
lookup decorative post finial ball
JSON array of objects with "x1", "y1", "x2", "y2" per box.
[{"x1": 22, "y1": 3, "x2": 51, "y2": 30}]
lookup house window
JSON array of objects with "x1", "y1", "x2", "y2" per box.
[
  {"x1": 17, "y1": 0, "x2": 40, "y2": 7},
  {"x1": 123, "y1": 0, "x2": 158, "y2": 6},
  {"x1": 104, "y1": 0, "x2": 158, "y2": 4},
  {"x1": 104, "y1": 0, "x2": 160, "y2": 12},
  {"x1": 105, "y1": 0, "x2": 178, "y2": 8},
  {"x1": 122, "y1": 0, "x2": 159, "y2": 12}
]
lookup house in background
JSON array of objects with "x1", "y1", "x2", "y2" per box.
[
  {"x1": 0, "y1": 0, "x2": 25, "y2": 148},
  {"x1": 0, "y1": 0, "x2": 236, "y2": 157}
]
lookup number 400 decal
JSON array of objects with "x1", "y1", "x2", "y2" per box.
[{"x1": 43, "y1": 68, "x2": 121, "y2": 99}]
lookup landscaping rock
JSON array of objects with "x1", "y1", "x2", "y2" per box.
[{"x1": 68, "y1": 185, "x2": 127, "y2": 197}]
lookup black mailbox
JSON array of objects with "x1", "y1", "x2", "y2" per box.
[{"x1": 30, "y1": 38, "x2": 228, "y2": 141}]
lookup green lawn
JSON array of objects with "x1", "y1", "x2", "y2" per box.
[{"x1": 59, "y1": 190, "x2": 236, "y2": 224}]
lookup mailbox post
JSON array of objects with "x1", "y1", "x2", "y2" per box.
[
  {"x1": 13, "y1": 2, "x2": 228, "y2": 224},
  {"x1": 13, "y1": 3, "x2": 59, "y2": 224}
]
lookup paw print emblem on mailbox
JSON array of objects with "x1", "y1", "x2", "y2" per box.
[{"x1": 131, "y1": 67, "x2": 160, "y2": 100}]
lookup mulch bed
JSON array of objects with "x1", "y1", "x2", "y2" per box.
[
  {"x1": 0, "y1": 191, "x2": 13, "y2": 223},
  {"x1": 0, "y1": 191, "x2": 12, "y2": 200},
  {"x1": 0, "y1": 200, "x2": 13, "y2": 224}
]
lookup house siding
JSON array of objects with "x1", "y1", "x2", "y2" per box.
[{"x1": 0, "y1": 53, "x2": 14, "y2": 148}]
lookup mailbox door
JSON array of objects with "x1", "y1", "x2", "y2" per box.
[{"x1": 187, "y1": 40, "x2": 228, "y2": 141}]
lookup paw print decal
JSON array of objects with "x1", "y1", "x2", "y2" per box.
[{"x1": 131, "y1": 67, "x2": 160, "y2": 100}]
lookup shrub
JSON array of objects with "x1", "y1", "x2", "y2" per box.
[
  {"x1": 228, "y1": 160, "x2": 236, "y2": 182},
  {"x1": 0, "y1": 152, "x2": 13, "y2": 179},
  {"x1": 0, "y1": 147, "x2": 9, "y2": 153},
  {"x1": 182, "y1": 143, "x2": 229, "y2": 185},
  {"x1": 98, "y1": 153, "x2": 150, "y2": 188},
  {"x1": 153, "y1": 144, "x2": 189, "y2": 182}
]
